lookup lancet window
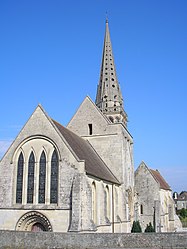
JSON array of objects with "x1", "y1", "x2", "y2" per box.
[
  {"x1": 15, "y1": 139, "x2": 59, "y2": 206},
  {"x1": 16, "y1": 152, "x2": 24, "y2": 203},
  {"x1": 92, "y1": 182, "x2": 97, "y2": 223},
  {"x1": 27, "y1": 151, "x2": 35, "y2": 203},
  {"x1": 38, "y1": 151, "x2": 46, "y2": 204},
  {"x1": 105, "y1": 185, "x2": 110, "y2": 219},
  {"x1": 50, "y1": 150, "x2": 58, "y2": 204}
]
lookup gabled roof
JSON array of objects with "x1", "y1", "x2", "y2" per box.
[
  {"x1": 52, "y1": 119, "x2": 119, "y2": 184},
  {"x1": 67, "y1": 96, "x2": 110, "y2": 129},
  {"x1": 150, "y1": 169, "x2": 171, "y2": 191},
  {"x1": 177, "y1": 191, "x2": 187, "y2": 201}
]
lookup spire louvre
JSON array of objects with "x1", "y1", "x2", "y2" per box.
[{"x1": 95, "y1": 20, "x2": 128, "y2": 126}]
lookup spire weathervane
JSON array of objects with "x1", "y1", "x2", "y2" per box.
[{"x1": 106, "y1": 11, "x2": 108, "y2": 23}]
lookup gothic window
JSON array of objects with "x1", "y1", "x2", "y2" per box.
[
  {"x1": 27, "y1": 151, "x2": 35, "y2": 203},
  {"x1": 105, "y1": 185, "x2": 110, "y2": 219},
  {"x1": 92, "y1": 182, "x2": 97, "y2": 223},
  {"x1": 50, "y1": 150, "x2": 58, "y2": 203},
  {"x1": 38, "y1": 151, "x2": 46, "y2": 204},
  {"x1": 16, "y1": 152, "x2": 24, "y2": 203}
]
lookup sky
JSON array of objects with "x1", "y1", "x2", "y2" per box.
[{"x1": 0, "y1": 0, "x2": 187, "y2": 193}]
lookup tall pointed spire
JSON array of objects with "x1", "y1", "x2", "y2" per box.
[{"x1": 96, "y1": 20, "x2": 127, "y2": 126}]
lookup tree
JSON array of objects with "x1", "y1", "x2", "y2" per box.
[
  {"x1": 145, "y1": 222, "x2": 155, "y2": 232},
  {"x1": 177, "y1": 208, "x2": 187, "y2": 219},
  {"x1": 131, "y1": 220, "x2": 142, "y2": 233}
]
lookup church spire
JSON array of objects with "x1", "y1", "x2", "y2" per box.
[{"x1": 96, "y1": 20, "x2": 128, "y2": 126}]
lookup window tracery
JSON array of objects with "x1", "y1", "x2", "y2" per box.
[{"x1": 15, "y1": 138, "x2": 59, "y2": 206}]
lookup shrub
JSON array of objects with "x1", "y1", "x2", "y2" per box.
[
  {"x1": 177, "y1": 208, "x2": 187, "y2": 219},
  {"x1": 131, "y1": 220, "x2": 142, "y2": 233},
  {"x1": 145, "y1": 222, "x2": 155, "y2": 232},
  {"x1": 180, "y1": 208, "x2": 187, "y2": 218}
]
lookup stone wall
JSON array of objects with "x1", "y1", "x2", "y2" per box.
[{"x1": 0, "y1": 230, "x2": 187, "y2": 249}]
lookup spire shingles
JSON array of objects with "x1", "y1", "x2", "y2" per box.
[{"x1": 96, "y1": 20, "x2": 127, "y2": 125}]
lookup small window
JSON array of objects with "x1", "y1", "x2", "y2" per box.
[
  {"x1": 112, "y1": 78, "x2": 114, "y2": 81},
  {"x1": 140, "y1": 204, "x2": 143, "y2": 215},
  {"x1": 88, "y1": 124, "x2": 93, "y2": 135},
  {"x1": 109, "y1": 116, "x2": 114, "y2": 123}
]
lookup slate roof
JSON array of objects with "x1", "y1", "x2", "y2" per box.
[
  {"x1": 177, "y1": 191, "x2": 187, "y2": 201},
  {"x1": 52, "y1": 119, "x2": 119, "y2": 184},
  {"x1": 150, "y1": 169, "x2": 171, "y2": 190}
]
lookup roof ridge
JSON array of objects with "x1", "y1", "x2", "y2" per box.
[
  {"x1": 52, "y1": 118, "x2": 119, "y2": 184},
  {"x1": 150, "y1": 168, "x2": 171, "y2": 191}
]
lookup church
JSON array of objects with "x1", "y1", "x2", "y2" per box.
[{"x1": 0, "y1": 20, "x2": 181, "y2": 233}]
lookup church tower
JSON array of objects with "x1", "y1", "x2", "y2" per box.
[{"x1": 96, "y1": 19, "x2": 128, "y2": 125}]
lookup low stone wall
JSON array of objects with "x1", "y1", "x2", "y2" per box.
[{"x1": 0, "y1": 230, "x2": 187, "y2": 249}]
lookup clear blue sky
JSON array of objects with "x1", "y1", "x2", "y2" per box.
[{"x1": 0, "y1": 0, "x2": 187, "y2": 192}]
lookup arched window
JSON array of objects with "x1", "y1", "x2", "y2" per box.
[
  {"x1": 105, "y1": 185, "x2": 110, "y2": 219},
  {"x1": 50, "y1": 150, "x2": 58, "y2": 203},
  {"x1": 38, "y1": 151, "x2": 46, "y2": 204},
  {"x1": 27, "y1": 152, "x2": 35, "y2": 203},
  {"x1": 92, "y1": 182, "x2": 97, "y2": 223},
  {"x1": 16, "y1": 152, "x2": 24, "y2": 203}
]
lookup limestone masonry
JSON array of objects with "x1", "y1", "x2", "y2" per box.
[{"x1": 0, "y1": 20, "x2": 182, "y2": 233}]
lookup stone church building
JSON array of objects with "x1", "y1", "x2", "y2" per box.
[{"x1": 0, "y1": 20, "x2": 181, "y2": 233}]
